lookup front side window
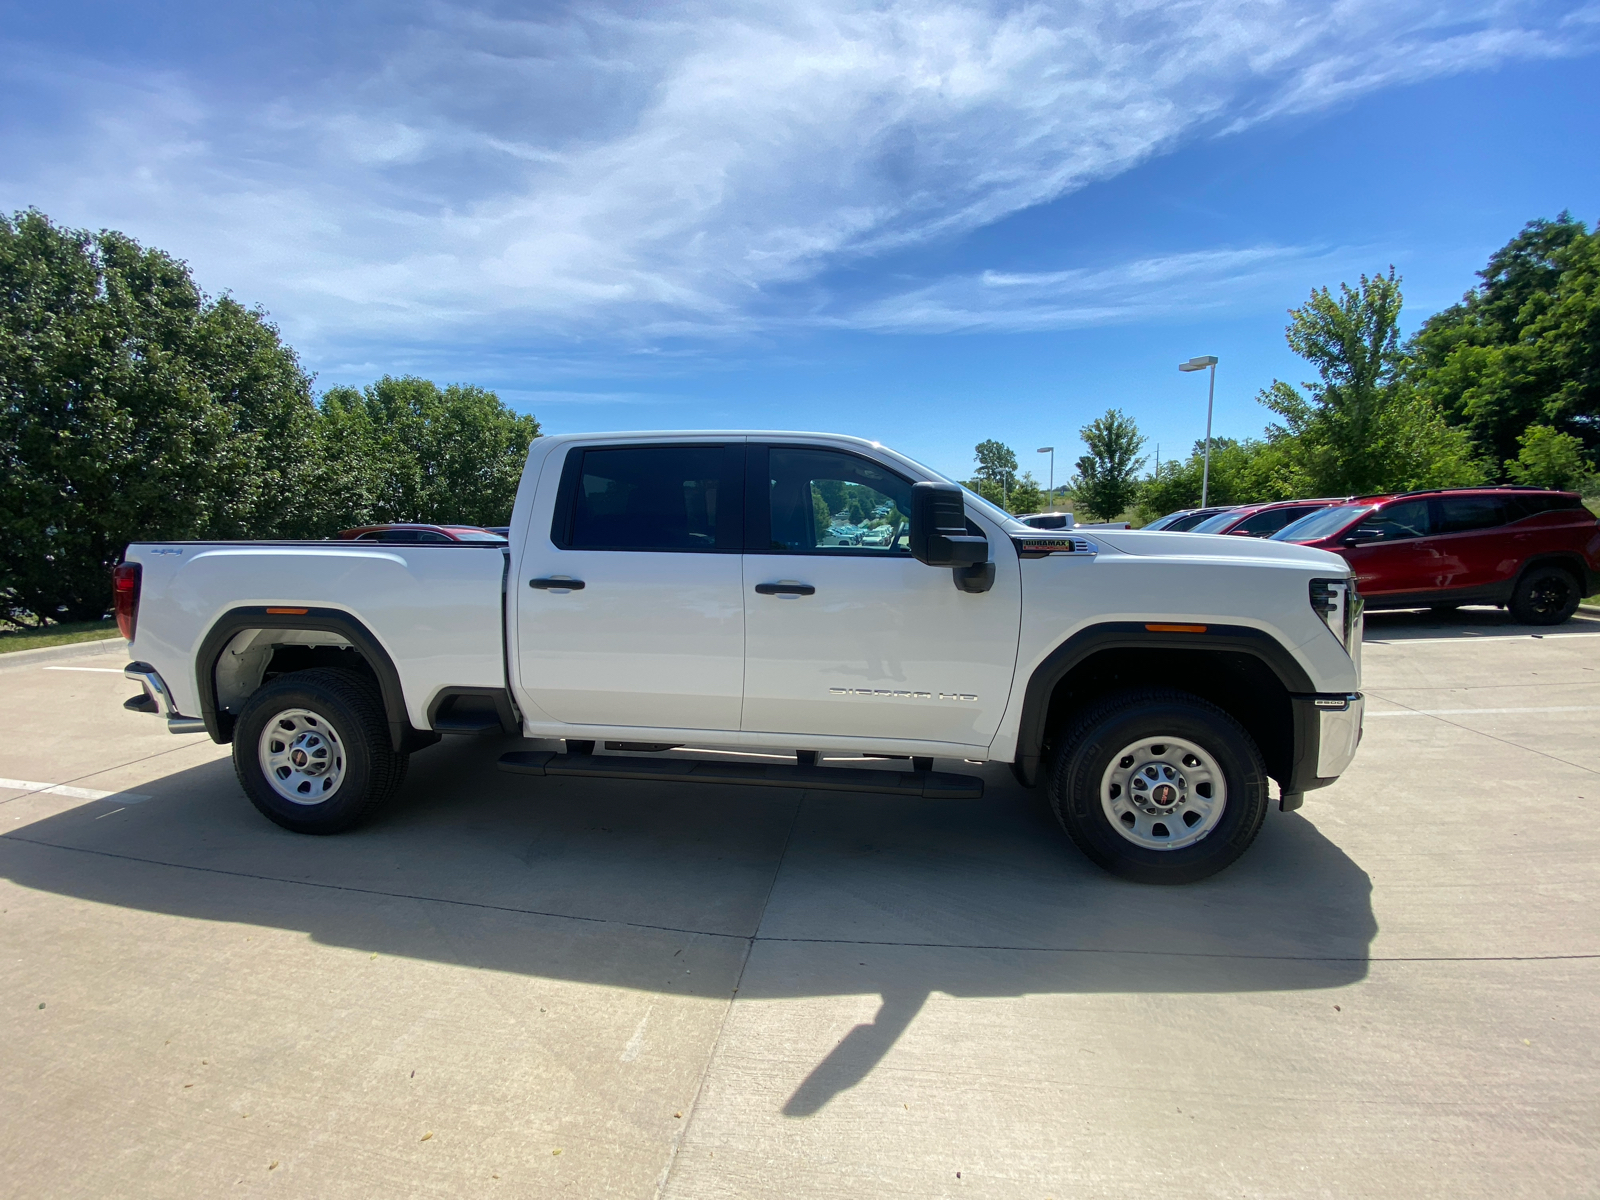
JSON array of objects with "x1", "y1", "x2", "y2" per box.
[
  {"x1": 1191, "y1": 511, "x2": 1242, "y2": 534},
  {"x1": 557, "y1": 445, "x2": 737, "y2": 551},
  {"x1": 1356, "y1": 499, "x2": 1432, "y2": 542},
  {"x1": 765, "y1": 447, "x2": 914, "y2": 554},
  {"x1": 1231, "y1": 506, "x2": 1313, "y2": 536}
]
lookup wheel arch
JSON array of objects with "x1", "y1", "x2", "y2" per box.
[
  {"x1": 1514, "y1": 551, "x2": 1593, "y2": 595},
  {"x1": 195, "y1": 606, "x2": 424, "y2": 752},
  {"x1": 1010, "y1": 623, "x2": 1315, "y2": 790}
]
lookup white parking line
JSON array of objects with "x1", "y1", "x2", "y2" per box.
[
  {"x1": 1367, "y1": 706, "x2": 1600, "y2": 718},
  {"x1": 43, "y1": 666, "x2": 125, "y2": 673},
  {"x1": 1366, "y1": 631, "x2": 1600, "y2": 646},
  {"x1": 0, "y1": 777, "x2": 150, "y2": 802}
]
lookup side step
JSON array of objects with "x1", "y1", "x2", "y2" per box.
[{"x1": 497, "y1": 752, "x2": 983, "y2": 800}]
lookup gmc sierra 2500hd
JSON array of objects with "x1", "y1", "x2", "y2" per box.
[{"x1": 117, "y1": 431, "x2": 1364, "y2": 883}]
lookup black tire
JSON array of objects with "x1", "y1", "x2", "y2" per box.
[
  {"x1": 1508, "y1": 565, "x2": 1581, "y2": 626},
  {"x1": 232, "y1": 668, "x2": 408, "y2": 834},
  {"x1": 1046, "y1": 689, "x2": 1269, "y2": 885}
]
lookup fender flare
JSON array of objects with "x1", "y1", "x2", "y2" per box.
[
  {"x1": 194, "y1": 606, "x2": 415, "y2": 751},
  {"x1": 1009, "y1": 621, "x2": 1316, "y2": 787}
]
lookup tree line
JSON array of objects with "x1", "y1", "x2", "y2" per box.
[
  {"x1": 0, "y1": 210, "x2": 539, "y2": 625},
  {"x1": 972, "y1": 214, "x2": 1598, "y2": 521}
]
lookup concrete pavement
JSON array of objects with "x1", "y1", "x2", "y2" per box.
[{"x1": 2, "y1": 611, "x2": 1597, "y2": 1197}]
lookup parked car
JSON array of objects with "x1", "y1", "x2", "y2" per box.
[
  {"x1": 336, "y1": 524, "x2": 508, "y2": 544},
  {"x1": 1270, "y1": 487, "x2": 1600, "y2": 624},
  {"x1": 1017, "y1": 511, "x2": 1075, "y2": 530},
  {"x1": 1142, "y1": 506, "x2": 1237, "y2": 532},
  {"x1": 1188, "y1": 498, "x2": 1349, "y2": 538},
  {"x1": 117, "y1": 430, "x2": 1365, "y2": 883}
]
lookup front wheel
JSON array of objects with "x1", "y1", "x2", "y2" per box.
[
  {"x1": 232, "y1": 668, "x2": 408, "y2": 834},
  {"x1": 1046, "y1": 689, "x2": 1269, "y2": 884},
  {"x1": 1508, "y1": 565, "x2": 1581, "y2": 626}
]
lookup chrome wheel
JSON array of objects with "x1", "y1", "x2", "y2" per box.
[
  {"x1": 1100, "y1": 736, "x2": 1226, "y2": 851},
  {"x1": 258, "y1": 708, "x2": 346, "y2": 805}
]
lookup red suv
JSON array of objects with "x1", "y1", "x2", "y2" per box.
[
  {"x1": 1271, "y1": 488, "x2": 1599, "y2": 624},
  {"x1": 1187, "y1": 497, "x2": 1348, "y2": 538}
]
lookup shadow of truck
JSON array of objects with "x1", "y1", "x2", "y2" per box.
[{"x1": 0, "y1": 735, "x2": 1376, "y2": 1115}]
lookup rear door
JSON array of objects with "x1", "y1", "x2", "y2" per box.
[
  {"x1": 739, "y1": 443, "x2": 1022, "y2": 746},
  {"x1": 515, "y1": 441, "x2": 747, "y2": 731},
  {"x1": 1428, "y1": 495, "x2": 1511, "y2": 593}
]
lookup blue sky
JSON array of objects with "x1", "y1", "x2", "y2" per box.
[{"x1": 3, "y1": 2, "x2": 1597, "y2": 485}]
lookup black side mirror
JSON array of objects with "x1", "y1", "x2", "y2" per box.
[{"x1": 908, "y1": 482, "x2": 988, "y2": 567}]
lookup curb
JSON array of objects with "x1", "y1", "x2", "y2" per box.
[{"x1": 0, "y1": 636, "x2": 129, "y2": 672}]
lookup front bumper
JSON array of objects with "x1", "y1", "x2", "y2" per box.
[{"x1": 1284, "y1": 692, "x2": 1364, "y2": 804}]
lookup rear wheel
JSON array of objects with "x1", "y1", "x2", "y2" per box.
[
  {"x1": 232, "y1": 668, "x2": 408, "y2": 834},
  {"x1": 1508, "y1": 565, "x2": 1581, "y2": 626},
  {"x1": 1046, "y1": 689, "x2": 1269, "y2": 884}
]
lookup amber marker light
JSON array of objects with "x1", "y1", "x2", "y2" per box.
[{"x1": 1146, "y1": 623, "x2": 1207, "y2": 633}]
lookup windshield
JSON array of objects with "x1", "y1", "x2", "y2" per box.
[
  {"x1": 1270, "y1": 504, "x2": 1372, "y2": 542},
  {"x1": 1189, "y1": 511, "x2": 1241, "y2": 534}
]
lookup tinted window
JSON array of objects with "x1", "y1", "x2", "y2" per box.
[
  {"x1": 1164, "y1": 510, "x2": 1227, "y2": 532},
  {"x1": 1232, "y1": 506, "x2": 1314, "y2": 536},
  {"x1": 1021, "y1": 513, "x2": 1071, "y2": 529},
  {"x1": 1505, "y1": 492, "x2": 1583, "y2": 521},
  {"x1": 766, "y1": 447, "x2": 913, "y2": 554},
  {"x1": 562, "y1": 445, "x2": 735, "y2": 551},
  {"x1": 1355, "y1": 499, "x2": 1431, "y2": 542},
  {"x1": 1190, "y1": 511, "x2": 1241, "y2": 534},
  {"x1": 357, "y1": 529, "x2": 452, "y2": 544},
  {"x1": 1271, "y1": 505, "x2": 1373, "y2": 542},
  {"x1": 1433, "y1": 496, "x2": 1507, "y2": 534}
]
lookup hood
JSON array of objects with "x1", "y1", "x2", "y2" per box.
[{"x1": 1091, "y1": 528, "x2": 1349, "y2": 571}]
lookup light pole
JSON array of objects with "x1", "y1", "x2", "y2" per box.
[
  {"x1": 1037, "y1": 447, "x2": 1054, "y2": 506},
  {"x1": 1179, "y1": 355, "x2": 1219, "y2": 507}
]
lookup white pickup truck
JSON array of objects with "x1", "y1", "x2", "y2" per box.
[{"x1": 117, "y1": 431, "x2": 1364, "y2": 883}]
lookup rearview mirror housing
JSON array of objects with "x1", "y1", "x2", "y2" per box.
[
  {"x1": 908, "y1": 482, "x2": 989, "y2": 567},
  {"x1": 1342, "y1": 527, "x2": 1384, "y2": 546}
]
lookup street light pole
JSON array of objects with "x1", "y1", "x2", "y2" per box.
[
  {"x1": 1179, "y1": 355, "x2": 1219, "y2": 508},
  {"x1": 1037, "y1": 447, "x2": 1054, "y2": 505}
]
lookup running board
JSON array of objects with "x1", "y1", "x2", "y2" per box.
[{"x1": 496, "y1": 751, "x2": 983, "y2": 799}]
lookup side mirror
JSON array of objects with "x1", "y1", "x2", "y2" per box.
[
  {"x1": 1342, "y1": 527, "x2": 1384, "y2": 546},
  {"x1": 908, "y1": 482, "x2": 988, "y2": 567}
]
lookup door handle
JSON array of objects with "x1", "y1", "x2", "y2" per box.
[
  {"x1": 529, "y1": 577, "x2": 585, "y2": 590},
  {"x1": 754, "y1": 582, "x2": 815, "y2": 596}
]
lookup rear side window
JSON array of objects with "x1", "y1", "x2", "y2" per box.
[
  {"x1": 1433, "y1": 496, "x2": 1508, "y2": 534},
  {"x1": 1505, "y1": 493, "x2": 1584, "y2": 521},
  {"x1": 554, "y1": 445, "x2": 742, "y2": 551}
]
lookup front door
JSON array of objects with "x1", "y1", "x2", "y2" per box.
[
  {"x1": 740, "y1": 444, "x2": 1021, "y2": 747},
  {"x1": 516, "y1": 441, "x2": 746, "y2": 731},
  {"x1": 1341, "y1": 497, "x2": 1437, "y2": 599}
]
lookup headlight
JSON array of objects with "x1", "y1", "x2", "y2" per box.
[{"x1": 1310, "y1": 577, "x2": 1363, "y2": 650}]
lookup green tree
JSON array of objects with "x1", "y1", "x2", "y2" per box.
[
  {"x1": 1259, "y1": 269, "x2": 1483, "y2": 496},
  {"x1": 1505, "y1": 424, "x2": 1597, "y2": 492},
  {"x1": 1072, "y1": 409, "x2": 1147, "y2": 520},
  {"x1": 1410, "y1": 214, "x2": 1598, "y2": 467},
  {"x1": 314, "y1": 376, "x2": 540, "y2": 529},
  {"x1": 0, "y1": 210, "x2": 318, "y2": 623},
  {"x1": 972, "y1": 440, "x2": 1018, "y2": 498},
  {"x1": 1008, "y1": 471, "x2": 1045, "y2": 514}
]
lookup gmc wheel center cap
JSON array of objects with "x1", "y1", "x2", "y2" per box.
[{"x1": 1151, "y1": 783, "x2": 1178, "y2": 806}]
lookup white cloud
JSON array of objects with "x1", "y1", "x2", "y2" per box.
[
  {"x1": 1, "y1": 1, "x2": 1591, "y2": 350},
  {"x1": 845, "y1": 245, "x2": 1359, "y2": 332}
]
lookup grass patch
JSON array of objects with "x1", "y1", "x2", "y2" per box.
[{"x1": 0, "y1": 619, "x2": 122, "y2": 654}]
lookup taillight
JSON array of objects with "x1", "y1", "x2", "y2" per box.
[{"x1": 112, "y1": 562, "x2": 142, "y2": 641}]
